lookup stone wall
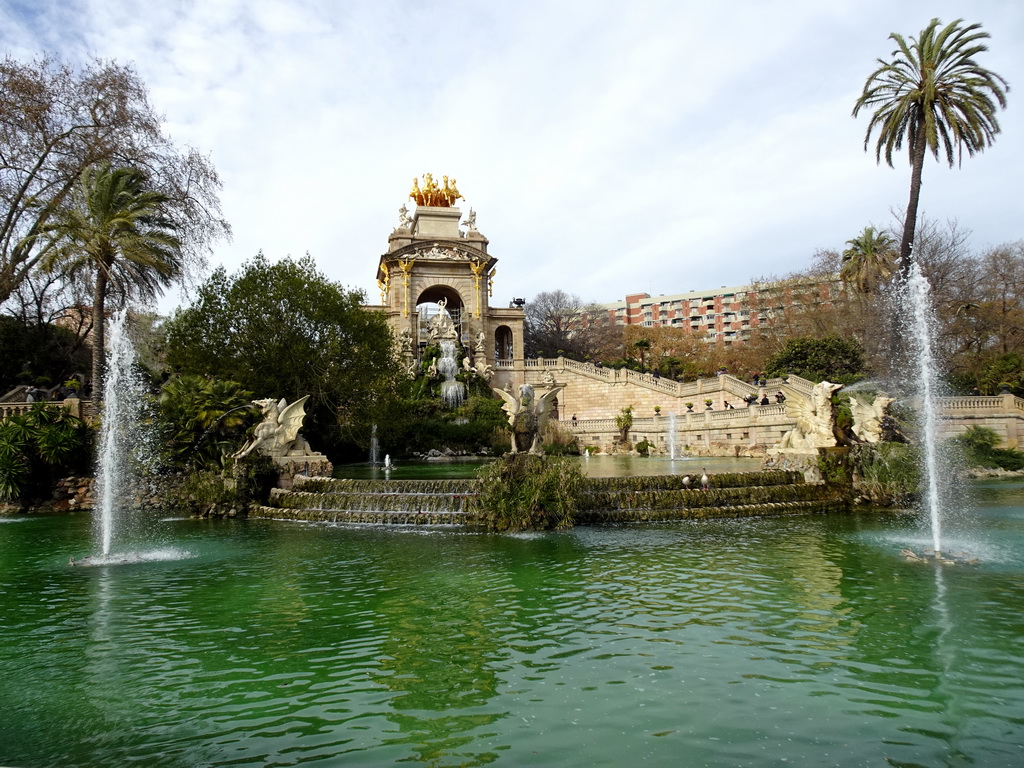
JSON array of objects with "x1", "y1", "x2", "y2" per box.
[{"x1": 505, "y1": 358, "x2": 1024, "y2": 454}]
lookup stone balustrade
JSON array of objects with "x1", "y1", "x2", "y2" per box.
[{"x1": 0, "y1": 398, "x2": 89, "y2": 420}]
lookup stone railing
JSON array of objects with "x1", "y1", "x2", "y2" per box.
[
  {"x1": 0, "y1": 398, "x2": 91, "y2": 421},
  {"x1": 936, "y1": 394, "x2": 1024, "y2": 413},
  {"x1": 0, "y1": 403, "x2": 34, "y2": 419}
]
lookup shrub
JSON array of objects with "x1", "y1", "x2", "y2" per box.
[
  {"x1": 949, "y1": 426, "x2": 1024, "y2": 471},
  {"x1": 157, "y1": 376, "x2": 255, "y2": 470},
  {"x1": 0, "y1": 403, "x2": 90, "y2": 504},
  {"x1": 472, "y1": 454, "x2": 584, "y2": 532},
  {"x1": 542, "y1": 421, "x2": 579, "y2": 456},
  {"x1": 852, "y1": 443, "x2": 920, "y2": 506}
]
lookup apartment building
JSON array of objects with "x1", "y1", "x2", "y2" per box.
[{"x1": 596, "y1": 277, "x2": 840, "y2": 344}]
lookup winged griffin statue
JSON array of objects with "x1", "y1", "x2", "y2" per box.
[
  {"x1": 234, "y1": 396, "x2": 315, "y2": 460},
  {"x1": 494, "y1": 383, "x2": 564, "y2": 455},
  {"x1": 849, "y1": 393, "x2": 896, "y2": 443},
  {"x1": 776, "y1": 381, "x2": 844, "y2": 451}
]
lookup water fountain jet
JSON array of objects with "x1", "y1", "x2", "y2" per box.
[
  {"x1": 900, "y1": 262, "x2": 971, "y2": 564},
  {"x1": 73, "y1": 310, "x2": 188, "y2": 566}
]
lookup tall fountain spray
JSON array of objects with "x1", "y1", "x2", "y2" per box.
[
  {"x1": 94, "y1": 310, "x2": 152, "y2": 558},
  {"x1": 905, "y1": 262, "x2": 945, "y2": 556}
]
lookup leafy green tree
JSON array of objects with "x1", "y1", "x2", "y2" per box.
[
  {"x1": 44, "y1": 164, "x2": 182, "y2": 400},
  {"x1": 0, "y1": 54, "x2": 229, "y2": 306},
  {"x1": 841, "y1": 226, "x2": 896, "y2": 294},
  {"x1": 164, "y1": 253, "x2": 401, "y2": 458},
  {"x1": 632, "y1": 338, "x2": 652, "y2": 372},
  {"x1": 0, "y1": 403, "x2": 89, "y2": 504},
  {"x1": 764, "y1": 336, "x2": 866, "y2": 383},
  {"x1": 0, "y1": 315, "x2": 90, "y2": 395},
  {"x1": 854, "y1": 18, "x2": 1009, "y2": 276},
  {"x1": 157, "y1": 376, "x2": 255, "y2": 470}
]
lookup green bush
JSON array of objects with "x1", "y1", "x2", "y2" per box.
[
  {"x1": 0, "y1": 403, "x2": 90, "y2": 504},
  {"x1": 949, "y1": 426, "x2": 1024, "y2": 471},
  {"x1": 169, "y1": 454, "x2": 278, "y2": 516},
  {"x1": 376, "y1": 392, "x2": 508, "y2": 457},
  {"x1": 764, "y1": 335, "x2": 866, "y2": 383},
  {"x1": 472, "y1": 454, "x2": 584, "y2": 532},
  {"x1": 542, "y1": 421, "x2": 580, "y2": 456},
  {"x1": 852, "y1": 443, "x2": 920, "y2": 506},
  {"x1": 157, "y1": 376, "x2": 256, "y2": 470}
]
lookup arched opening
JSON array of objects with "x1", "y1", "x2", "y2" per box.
[
  {"x1": 415, "y1": 286, "x2": 466, "y2": 349},
  {"x1": 494, "y1": 325, "x2": 513, "y2": 360}
]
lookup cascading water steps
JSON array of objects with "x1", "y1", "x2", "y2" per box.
[{"x1": 251, "y1": 469, "x2": 845, "y2": 526}]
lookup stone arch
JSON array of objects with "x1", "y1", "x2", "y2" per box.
[
  {"x1": 494, "y1": 325, "x2": 514, "y2": 360},
  {"x1": 416, "y1": 284, "x2": 467, "y2": 347}
]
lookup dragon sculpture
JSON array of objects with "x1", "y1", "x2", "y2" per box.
[{"x1": 494, "y1": 383, "x2": 564, "y2": 455}]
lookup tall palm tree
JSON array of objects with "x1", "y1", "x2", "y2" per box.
[
  {"x1": 853, "y1": 18, "x2": 1009, "y2": 277},
  {"x1": 840, "y1": 226, "x2": 896, "y2": 295},
  {"x1": 47, "y1": 164, "x2": 182, "y2": 400}
]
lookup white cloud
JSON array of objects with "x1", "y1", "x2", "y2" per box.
[{"x1": 2, "y1": 0, "x2": 1021, "y2": 310}]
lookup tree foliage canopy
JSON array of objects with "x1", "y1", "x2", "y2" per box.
[
  {"x1": 45, "y1": 164, "x2": 183, "y2": 398},
  {"x1": 853, "y1": 18, "x2": 1009, "y2": 273},
  {"x1": 841, "y1": 226, "x2": 896, "y2": 295},
  {"x1": 764, "y1": 335, "x2": 866, "y2": 383},
  {"x1": 163, "y1": 253, "x2": 400, "y2": 456},
  {"x1": 0, "y1": 54, "x2": 229, "y2": 305},
  {"x1": 524, "y1": 289, "x2": 620, "y2": 361}
]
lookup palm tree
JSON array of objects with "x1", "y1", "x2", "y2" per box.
[
  {"x1": 633, "y1": 338, "x2": 652, "y2": 372},
  {"x1": 840, "y1": 226, "x2": 896, "y2": 294},
  {"x1": 853, "y1": 18, "x2": 1009, "y2": 278},
  {"x1": 46, "y1": 164, "x2": 182, "y2": 400}
]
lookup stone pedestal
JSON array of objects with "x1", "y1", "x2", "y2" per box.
[{"x1": 274, "y1": 454, "x2": 333, "y2": 489}]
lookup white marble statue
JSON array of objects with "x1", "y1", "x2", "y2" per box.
[
  {"x1": 494, "y1": 383, "x2": 564, "y2": 455},
  {"x1": 777, "y1": 381, "x2": 844, "y2": 450},
  {"x1": 396, "y1": 204, "x2": 413, "y2": 230},
  {"x1": 849, "y1": 394, "x2": 895, "y2": 443},
  {"x1": 464, "y1": 208, "x2": 478, "y2": 232},
  {"x1": 427, "y1": 297, "x2": 458, "y2": 341},
  {"x1": 476, "y1": 362, "x2": 494, "y2": 382},
  {"x1": 234, "y1": 396, "x2": 315, "y2": 459}
]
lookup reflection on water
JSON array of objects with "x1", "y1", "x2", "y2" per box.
[{"x1": 1, "y1": 483, "x2": 1024, "y2": 766}]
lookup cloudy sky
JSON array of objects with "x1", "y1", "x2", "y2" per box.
[{"x1": 3, "y1": 0, "x2": 1021, "y2": 311}]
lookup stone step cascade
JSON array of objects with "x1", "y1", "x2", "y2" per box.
[
  {"x1": 252, "y1": 470, "x2": 845, "y2": 526},
  {"x1": 577, "y1": 470, "x2": 846, "y2": 523},
  {"x1": 251, "y1": 477, "x2": 479, "y2": 525}
]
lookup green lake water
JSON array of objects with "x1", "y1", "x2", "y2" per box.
[{"x1": 2, "y1": 480, "x2": 1024, "y2": 767}]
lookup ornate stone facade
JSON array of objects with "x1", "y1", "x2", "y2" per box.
[{"x1": 368, "y1": 180, "x2": 524, "y2": 384}]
